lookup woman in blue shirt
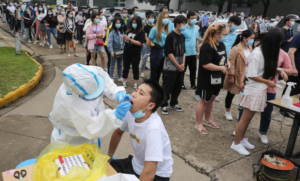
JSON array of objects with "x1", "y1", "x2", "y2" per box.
[{"x1": 146, "y1": 12, "x2": 170, "y2": 82}]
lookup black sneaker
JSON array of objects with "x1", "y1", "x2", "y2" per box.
[
  {"x1": 145, "y1": 66, "x2": 150, "y2": 70},
  {"x1": 190, "y1": 86, "x2": 197, "y2": 90},
  {"x1": 182, "y1": 85, "x2": 187, "y2": 91},
  {"x1": 161, "y1": 107, "x2": 169, "y2": 115},
  {"x1": 170, "y1": 105, "x2": 183, "y2": 112}
]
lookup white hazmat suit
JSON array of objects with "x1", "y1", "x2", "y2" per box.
[{"x1": 49, "y1": 63, "x2": 126, "y2": 148}]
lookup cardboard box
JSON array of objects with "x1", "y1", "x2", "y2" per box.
[{"x1": 98, "y1": 173, "x2": 140, "y2": 181}]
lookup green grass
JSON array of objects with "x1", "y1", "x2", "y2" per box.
[
  {"x1": 50, "y1": 5, "x2": 56, "y2": 9},
  {"x1": 0, "y1": 47, "x2": 39, "y2": 98}
]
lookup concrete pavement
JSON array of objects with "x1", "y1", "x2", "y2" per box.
[{"x1": 1, "y1": 21, "x2": 300, "y2": 181}]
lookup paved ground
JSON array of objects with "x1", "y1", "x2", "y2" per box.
[{"x1": 1, "y1": 21, "x2": 300, "y2": 181}]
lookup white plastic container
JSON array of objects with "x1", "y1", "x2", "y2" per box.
[
  {"x1": 97, "y1": 173, "x2": 140, "y2": 181},
  {"x1": 281, "y1": 82, "x2": 297, "y2": 107}
]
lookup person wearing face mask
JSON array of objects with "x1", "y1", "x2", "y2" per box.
[
  {"x1": 240, "y1": 12, "x2": 244, "y2": 20},
  {"x1": 247, "y1": 14, "x2": 253, "y2": 25},
  {"x1": 281, "y1": 16, "x2": 295, "y2": 53},
  {"x1": 223, "y1": 30, "x2": 255, "y2": 122},
  {"x1": 108, "y1": 79, "x2": 173, "y2": 181},
  {"x1": 195, "y1": 23, "x2": 230, "y2": 134},
  {"x1": 7, "y1": 1, "x2": 15, "y2": 33},
  {"x1": 41, "y1": 9, "x2": 57, "y2": 48},
  {"x1": 1, "y1": 2, "x2": 7, "y2": 23},
  {"x1": 126, "y1": 6, "x2": 139, "y2": 30},
  {"x1": 140, "y1": 12, "x2": 155, "y2": 78},
  {"x1": 160, "y1": 15, "x2": 187, "y2": 115},
  {"x1": 200, "y1": 11, "x2": 209, "y2": 38},
  {"x1": 32, "y1": 5, "x2": 45, "y2": 44},
  {"x1": 122, "y1": 16, "x2": 145, "y2": 89},
  {"x1": 224, "y1": 16, "x2": 241, "y2": 58},
  {"x1": 14, "y1": 5, "x2": 21, "y2": 33},
  {"x1": 121, "y1": 8, "x2": 128, "y2": 32},
  {"x1": 75, "y1": 9, "x2": 84, "y2": 45},
  {"x1": 181, "y1": 12, "x2": 199, "y2": 91},
  {"x1": 271, "y1": 14, "x2": 281, "y2": 28},
  {"x1": 259, "y1": 17, "x2": 270, "y2": 41},
  {"x1": 209, "y1": 12, "x2": 216, "y2": 24},
  {"x1": 108, "y1": 7, "x2": 116, "y2": 25},
  {"x1": 23, "y1": 5, "x2": 35, "y2": 42},
  {"x1": 108, "y1": 18, "x2": 124, "y2": 81},
  {"x1": 53, "y1": 5, "x2": 61, "y2": 16},
  {"x1": 63, "y1": 10, "x2": 78, "y2": 56}
]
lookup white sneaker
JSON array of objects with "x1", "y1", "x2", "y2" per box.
[
  {"x1": 39, "y1": 42, "x2": 43, "y2": 46},
  {"x1": 41, "y1": 43, "x2": 44, "y2": 47},
  {"x1": 76, "y1": 40, "x2": 79, "y2": 43},
  {"x1": 141, "y1": 72, "x2": 144, "y2": 78},
  {"x1": 123, "y1": 81, "x2": 127, "y2": 88},
  {"x1": 241, "y1": 138, "x2": 255, "y2": 149},
  {"x1": 28, "y1": 40, "x2": 31, "y2": 43},
  {"x1": 214, "y1": 96, "x2": 220, "y2": 102},
  {"x1": 23, "y1": 35, "x2": 25, "y2": 37},
  {"x1": 195, "y1": 94, "x2": 200, "y2": 102},
  {"x1": 225, "y1": 111, "x2": 233, "y2": 121},
  {"x1": 230, "y1": 142, "x2": 250, "y2": 156},
  {"x1": 134, "y1": 83, "x2": 138, "y2": 89},
  {"x1": 233, "y1": 131, "x2": 235, "y2": 136},
  {"x1": 11, "y1": 30, "x2": 14, "y2": 34},
  {"x1": 46, "y1": 42, "x2": 49, "y2": 45},
  {"x1": 118, "y1": 78, "x2": 123, "y2": 82},
  {"x1": 259, "y1": 134, "x2": 268, "y2": 144},
  {"x1": 50, "y1": 45, "x2": 53, "y2": 49}
]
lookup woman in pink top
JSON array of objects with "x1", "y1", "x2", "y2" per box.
[
  {"x1": 57, "y1": 9, "x2": 66, "y2": 52},
  {"x1": 86, "y1": 14, "x2": 106, "y2": 67}
]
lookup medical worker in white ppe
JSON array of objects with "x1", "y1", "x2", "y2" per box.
[{"x1": 49, "y1": 63, "x2": 132, "y2": 148}]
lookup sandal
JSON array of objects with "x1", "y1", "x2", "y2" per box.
[
  {"x1": 195, "y1": 124, "x2": 208, "y2": 135},
  {"x1": 203, "y1": 120, "x2": 219, "y2": 129},
  {"x1": 74, "y1": 53, "x2": 79, "y2": 57}
]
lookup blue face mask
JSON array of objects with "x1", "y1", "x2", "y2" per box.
[
  {"x1": 264, "y1": 20, "x2": 268, "y2": 23},
  {"x1": 281, "y1": 16, "x2": 284, "y2": 19},
  {"x1": 58, "y1": 7, "x2": 61, "y2": 10},
  {"x1": 43, "y1": 6, "x2": 46, "y2": 9},
  {"x1": 132, "y1": 23, "x2": 137, "y2": 29},
  {"x1": 69, "y1": 15, "x2": 73, "y2": 18},
  {"x1": 135, "y1": 12, "x2": 139, "y2": 16},
  {"x1": 246, "y1": 39, "x2": 254, "y2": 46},
  {"x1": 219, "y1": 16, "x2": 222, "y2": 19},
  {"x1": 47, "y1": 6, "x2": 50, "y2": 8},
  {"x1": 148, "y1": 19, "x2": 154, "y2": 24},
  {"x1": 179, "y1": 25, "x2": 186, "y2": 31},
  {"x1": 90, "y1": 11, "x2": 92, "y2": 14},
  {"x1": 100, "y1": 15, "x2": 104, "y2": 19},
  {"x1": 94, "y1": 19, "x2": 100, "y2": 23},
  {"x1": 162, "y1": 18, "x2": 169, "y2": 25},
  {"x1": 26, "y1": 10, "x2": 30, "y2": 12},
  {"x1": 230, "y1": 14, "x2": 233, "y2": 17},
  {"x1": 230, "y1": 24, "x2": 238, "y2": 32},
  {"x1": 39, "y1": 8, "x2": 43, "y2": 11},
  {"x1": 14, "y1": 3, "x2": 17, "y2": 5},
  {"x1": 111, "y1": 13, "x2": 115, "y2": 16},
  {"x1": 290, "y1": 21, "x2": 295, "y2": 27},
  {"x1": 115, "y1": 24, "x2": 121, "y2": 29},
  {"x1": 79, "y1": 12, "x2": 82, "y2": 14},
  {"x1": 18, "y1": 9, "x2": 21, "y2": 11},
  {"x1": 255, "y1": 20, "x2": 259, "y2": 23},
  {"x1": 48, "y1": 12, "x2": 52, "y2": 15},
  {"x1": 241, "y1": 13, "x2": 244, "y2": 16},
  {"x1": 190, "y1": 19, "x2": 196, "y2": 25},
  {"x1": 122, "y1": 14, "x2": 127, "y2": 18},
  {"x1": 61, "y1": 12, "x2": 65, "y2": 15},
  {"x1": 276, "y1": 17, "x2": 279, "y2": 21},
  {"x1": 219, "y1": 35, "x2": 227, "y2": 42},
  {"x1": 131, "y1": 104, "x2": 152, "y2": 119}
]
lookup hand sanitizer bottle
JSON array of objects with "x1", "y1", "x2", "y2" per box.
[{"x1": 281, "y1": 82, "x2": 297, "y2": 107}]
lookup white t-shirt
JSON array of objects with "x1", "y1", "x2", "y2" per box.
[
  {"x1": 243, "y1": 49, "x2": 251, "y2": 65},
  {"x1": 7, "y1": 6, "x2": 15, "y2": 14},
  {"x1": 120, "y1": 112, "x2": 173, "y2": 177},
  {"x1": 100, "y1": 18, "x2": 107, "y2": 28},
  {"x1": 244, "y1": 47, "x2": 268, "y2": 96}
]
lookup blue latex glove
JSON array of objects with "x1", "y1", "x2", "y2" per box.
[
  {"x1": 114, "y1": 102, "x2": 132, "y2": 121},
  {"x1": 112, "y1": 156, "x2": 117, "y2": 161},
  {"x1": 116, "y1": 92, "x2": 131, "y2": 103}
]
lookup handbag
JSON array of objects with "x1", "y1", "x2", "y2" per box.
[
  {"x1": 114, "y1": 50, "x2": 123, "y2": 58},
  {"x1": 96, "y1": 39, "x2": 104, "y2": 46},
  {"x1": 58, "y1": 24, "x2": 64, "y2": 29},
  {"x1": 211, "y1": 72, "x2": 222, "y2": 85}
]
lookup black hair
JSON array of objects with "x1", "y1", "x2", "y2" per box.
[
  {"x1": 132, "y1": 6, "x2": 138, "y2": 12},
  {"x1": 228, "y1": 15, "x2": 242, "y2": 26},
  {"x1": 110, "y1": 7, "x2": 115, "y2": 13},
  {"x1": 111, "y1": 17, "x2": 123, "y2": 34},
  {"x1": 131, "y1": 16, "x2": 142, "y2": 34},
  {"x1": 115, "y1": 13, "x2": 120, "y2": 18},
  {"x1": 260, "y1": 29, "x2": 284, "y2": 80},
  {"x1": 232, "y1": 29, "x2": 254, "y2": 48},
  {"x1": 122, "y1": 8, "x2": 127, "y2": 12},
  {"x1": 174, "y1": 15, "x2": 187, "y2": 27},
  {"x1": 67, "y1": 10, "x2": 72, "y2": 16},
  {"x1": 145, "y1": 10, "x2": 154, "y2": 18},
  {"x1": 159, "y1": 6, "x2": 167, "y2": 13},
  {"x1": 143, "y1": 79, "x2": 165, "y2": 113},
  {"x1": 284, "y1": 16, "x2": 293, "y2": 24},
  {"x1": 187, "y1": 12, "x2": 195, "y2": 19},
  {"x1": 276, "y1": 14, "x2": 280, "y2": 17},
  {"x1": 90, "y1": 13, "x2": 98, "y2": 22}
]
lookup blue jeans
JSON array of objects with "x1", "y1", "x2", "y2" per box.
[
  {"x1": 141, "y1": 44, "x2": 150, "y2": 72},
  {"x1": 46, "y1": 27, "x2": 57, "y2": 45},
  {"x1": 200, "y1": 26, "x2": 208, "y2": 38},
  {"x1": 109, "y1": 56, "x2": 123, "y2": 79},
  {"x1": 9, "y1": 17, "x2": 15, "y2": 31},
  {"x1": 26, "y1": 27, "x2": 35, "y2": 40},
  {"x1": 20, "y1": 20, "x2": 25, "y2": 35},
  {"x1": 238, "y1": 92, "x2": 276, "y2": 135}
]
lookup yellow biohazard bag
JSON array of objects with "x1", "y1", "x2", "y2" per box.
[{"x1": 32, "y1": 141, "x2": 110, "y2": 181}]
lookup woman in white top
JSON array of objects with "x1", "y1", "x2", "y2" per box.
[
  {"x1": 63, "y1": 10, "x2": 78, "y2": 57},
  {"x1": 231, "y1": 29, "x2": 285, "y2": 156},
  {"x1": 33, "y1": 5, "x2": 46, "y2": 44}
]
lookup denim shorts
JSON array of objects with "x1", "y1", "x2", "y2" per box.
[{"x1": 90, "y1": 45, "x2": 104, "y2": 53}]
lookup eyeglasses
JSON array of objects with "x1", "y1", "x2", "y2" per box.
[{"x1": 221, "y1": 33, "x2": 229, "y2": 36}]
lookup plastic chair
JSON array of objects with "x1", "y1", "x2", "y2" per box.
[{"x1": 15, "y1": 158, "x2": 37, "y2": 169}]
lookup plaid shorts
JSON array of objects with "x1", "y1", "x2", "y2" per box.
[{"x1": 240, "y1": 89, "x2": 267, "y2": 112}]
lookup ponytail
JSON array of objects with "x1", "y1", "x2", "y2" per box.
[
  {"x1": 232, "y1": 29, "x2": 254, "y2": 48},
  {"x1": 202, "y1": 23, "x2": 227, "y2": 50}
]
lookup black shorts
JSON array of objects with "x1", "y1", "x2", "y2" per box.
[
  {"x1": 111, "y1": 155, "x2": 170, "y2": 181},
  {"x1": 198, "y1": 87, "x2": 221, "y2": 102}
]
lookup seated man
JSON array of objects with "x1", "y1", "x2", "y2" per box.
[{"x1": 108, "y1": 79, "x2": 173, "y2": 181}]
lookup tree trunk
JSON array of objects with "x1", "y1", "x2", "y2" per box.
[
  {"x1": 218, "y1": 3, "x2": 224, "y2": 13},
  {"x1": 262, "y1": 0, "x2": 270, "y2": 18},
  {"x1": 227, "y1": 0, "x2": 233, "y2": 12}
]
